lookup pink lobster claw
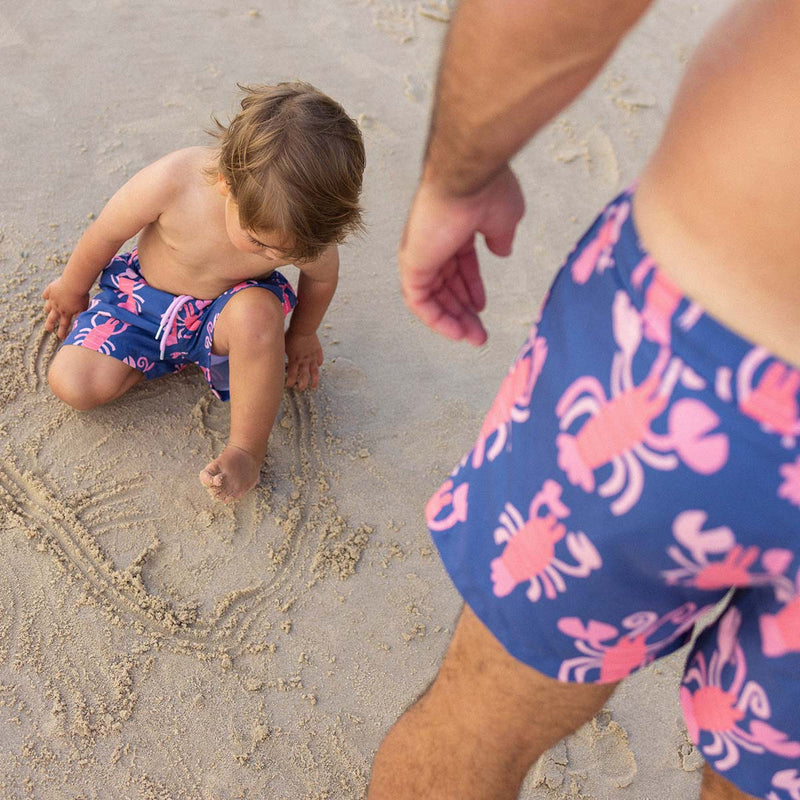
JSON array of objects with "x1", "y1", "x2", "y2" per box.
[
  {"x1": 557, "y1": 617, "x2": 618, "y2": 647},
  {"x1": 760, "y1": 596, "x2": 800, "y2": 657},
  {"x1": 426, "y1": 480, "x2": 469, "y2": 532},
  {"x1": 570, "y1": 203, "x2": 630, "y2": 285},
  {"x1": 668, "y1": 399, "x2": 729, "y2": 474}
]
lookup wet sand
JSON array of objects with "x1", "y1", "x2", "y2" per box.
[{"x1": 0, "y1": 1, "x2": 729, "y2": 797}]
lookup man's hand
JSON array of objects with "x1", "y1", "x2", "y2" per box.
[
  {"x1": 398, "y1": 166, "x2": 525, "y2": 346},
  {"x1": 42, "y1": 278, "x2": 91, "y2": 339},
  {"x1": 285, "y1": 329, "x2": 323, "y2": 390}
]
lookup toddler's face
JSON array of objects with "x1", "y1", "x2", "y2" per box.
[{"x1": 219, "y1": 179, "x2": 294, "y2": 264}]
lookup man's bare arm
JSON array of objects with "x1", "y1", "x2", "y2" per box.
[
  {"x1": 398, "y1": 0, "x2": 655, "y2": 344},
  {"x1": 426, "y1": 0, "x2": 655, "y2": 195}
]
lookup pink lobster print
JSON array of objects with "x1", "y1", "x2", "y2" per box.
[
  {"x1": 778, "y1": 457, "x2": 800, "y2": 509},
  {"x1": 426, "y1": 479, "x2": 469, "y2": 532},
  {"x1": 162, "y1": 301, "x2": 209, "y2": 350},
  {"x1": 760, "y1": 562, "x2": 800, "y2": 658},
  {"x1": 681, "y1": 608, "x2": 800, "y2": 772},
  {"x1": 760, "y1": 594, "x2": 800, "y2": 658},
  {"x1": 122, "y1": 355, "x2": 156, "y2": 374},
  {"x1": 737, "y1": 348, "x2": 800, "y2": 447},
  {"x1": 557, "y1": 603, "x2": 704, "y2": 683},
  {"x1": 472, "y1": 335, "x2": 547, "y2": 468},
  {"x1": 556, "y1": 292, "x2": 728, "y2": 515},
  {"x1": 110, "y1": 267, "x2": 146, "y2": 313},
  {"x1": 663, "y1": 510, "x2": 794, "y2": 593},
  {"x1": 490, "y1": 479, "x2": 601, "y2": 601},
  {"x1": 769, "y1": 769, "x2": 800, "y2": 800},
  {"x1": 71, "y1": 313, "x2": 129, "y2": 355},
  {"x1": 571, "y1": 200, "x2": 630, "y2": 284},
  {"x1": 630, "y1": 255, "x2": 702, "y2": 346}
]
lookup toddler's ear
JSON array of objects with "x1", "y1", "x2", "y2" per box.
[{"x1": 217, "y1": 174, "x2": 231, "y2": 196}]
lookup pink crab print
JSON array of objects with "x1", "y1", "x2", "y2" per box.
[
  {"x1": 760, "y1": 595, "x2": 800, "y2": 658},
  {"x1": 471, "y1": 335, "x2": 547, "y2": 468},
  {"x1": 557, "y1": 603, "x2": 704, "y2": 683},
  {"x1": 571, "y1": 200, "x2": 630, "y2": 285},
  {"x1": 204, "y1": 313, "x2": 221, "y2": 352},
  {"x1": 122, "y1": 355, "x2": 156, "y2": 374},
  {"x1": 71, "y1": 313, "x2": 129, "y2": 355},
  {"x1": 737, "y1": 348, "x2": 800, "y2": 447},
  {"x1": 110, "y1": 267, "x2": 146, "y2": 313},
  {"x1": 489, "y1": 479, "x2": 601, "y2": 602},
  {"x1": 426, "y1": 478, "x2": 469, "y2": 533},
  {"x1": 778, "y1": 457, "x2": 800, "y2": 509},
  {"x1": 556, "y1": 292, "x2": 729, "y2": 515},
  {"x1": 663, "y1": 510, "x2": 795, "y2": 592},
  {"x1": 760, "y1": 564, "x2": 800, "y2": 657},
  {"x1": 163, "y1": 301, "x2": 210, "y2": 349},
  {"x1": 768, "y1": 769, "x2": 800, "y2": 800},
  {"x1": 681, "y1": 607, "x2": 800, "y2": 772},
  {"x1": 630, "y1": 256, "x2": 703, "y2": 346}
]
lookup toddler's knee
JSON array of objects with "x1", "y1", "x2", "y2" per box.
[
  {"x1": 47, "y1": 362, "x2": 103, "y2": 411},
  {"x1": 224, "y1": 291, "x2": 285, "y2": 353}
]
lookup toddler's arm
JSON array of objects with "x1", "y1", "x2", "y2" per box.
[
  {"x1": 284, "y1": 246, "x2": 339, "y2": 390},
  {"x1": 43, "y1": 154, "x2": 182, "y2": 338}
]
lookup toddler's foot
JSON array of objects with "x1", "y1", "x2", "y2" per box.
[{"x1": 199, "y1": 445, "x2": 261, "y2": 503}]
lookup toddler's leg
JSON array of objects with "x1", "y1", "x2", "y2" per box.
[
  {"x1": 199, "y1": 287, "x2": 285, "y2": 502},
  {"x1": 48, "y1": 345, "x2": 143, "y2": 410}
]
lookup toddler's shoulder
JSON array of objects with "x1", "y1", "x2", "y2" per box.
[{"x1": 151, "y1": 146, "x2": 214, "y2": 185}]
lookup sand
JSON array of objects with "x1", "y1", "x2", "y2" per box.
[{"x1": 0, "y1": 1, "x2": 730, "y2": 797}]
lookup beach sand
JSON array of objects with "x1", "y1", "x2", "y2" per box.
[{"x1": 0, "y1": 1, "x2": 730, "y2": 797}]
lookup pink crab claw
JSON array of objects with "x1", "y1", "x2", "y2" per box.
[
  {"x1": 556, "y1": 434, "x2": 595, "y2": 491},
  {"x1": 717, "y1": 607, "x2": 741, "y2": 665},
  {"x1": 570, "y1": 204, "x2": 629, "y2": 284},
  {"x1": 611, "y1": 290, "x2": 642, "y2": 356},
  {"x1": 426, "y1": 480, "x2": 469, "y2": 532},
  {"x1": 748, "y1": 721, "x2": 800, "y2": 758},
  {"x1": 668, "y1": 399, "x2": 729, "y2": 474},
  {"x1": 759, "y1": 596, "x2": 800, "y2": 657},
  {"x1": 557, "y1": 617, "x2": 618, "y2": 647},
  {"x1": 772, "y1": 769, "x2": 800, "y2": 796},
  {"x1": 673, "y1": 510, "x2": 734, "y2": 563},
  {"x1": 572, "y1": 241, "x2": 604, "y2": 285},
  {"x1": 490, "y1": 557, "x2": 516, "y2": 597},
  {"x1": 537, "y1": 479, "x2": 569, "y2": 518},
  {"x1": 761, "y1": 548, "x2": 794, "y2": 576}
]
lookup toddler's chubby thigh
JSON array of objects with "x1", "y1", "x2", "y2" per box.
[{"x1": 48, "y1": 344, "x2": 143, "y2": 410}]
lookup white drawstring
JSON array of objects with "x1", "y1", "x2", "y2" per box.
[{"x1": 156, "y1": 295, "x2": 193, "y2": 359}]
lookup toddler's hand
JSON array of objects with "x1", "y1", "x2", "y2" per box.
[
  {"x1": 42, "y1": 279, "x2": 90, "y2": 340},
  {"x1": 285, "y1": 329, "x2": 323, "y2": 390}
]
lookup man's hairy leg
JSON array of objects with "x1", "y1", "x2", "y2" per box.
[
  {"x1": 700, "y1": 764, "x2": 758, "y2": 800},
  {"x1": 368, "y1": 605, "x2": 617, "y2": 800}
]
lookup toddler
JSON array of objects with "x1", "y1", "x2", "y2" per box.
[{"x1": 43, "y1": 82, "x2": 365, "y2": 502}]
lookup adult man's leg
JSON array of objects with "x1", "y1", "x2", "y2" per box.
[{"x1": 368, "y1": 605, "x2": 616, "y2": 800}]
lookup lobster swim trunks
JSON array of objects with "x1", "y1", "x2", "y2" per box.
[
  {"x1": 426, "y1": 188, "x2": 800, "y2": 798},
  {"x1": 62, "y1": 249, "x2": 297, "y2": 401}
]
